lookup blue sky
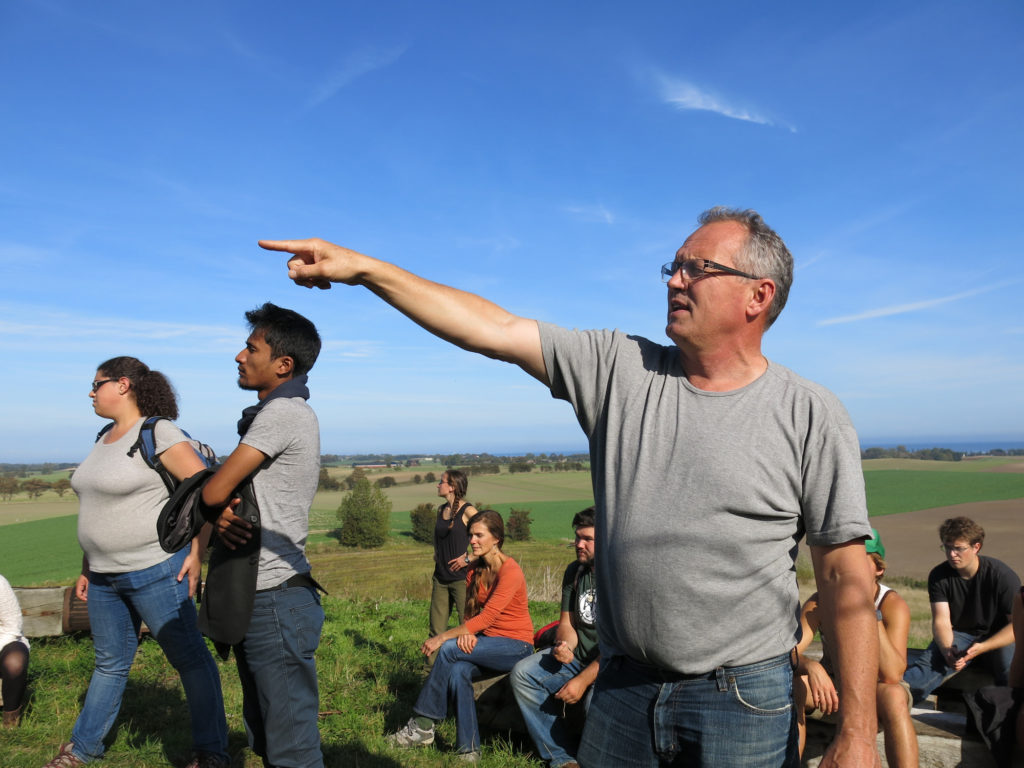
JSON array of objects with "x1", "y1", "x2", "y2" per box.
[{"x1": 2, "y1": 1, "x2": 1022, "y2": 462}]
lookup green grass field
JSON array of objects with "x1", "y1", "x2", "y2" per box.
[
  {"x1": 4, "y1": 596, "x2": 559, "y2": 768},
  {"x1": 864, "y1": 470, "x2": 1024, "y2": 516},
  {"x1": 4, "y1": 458, "x2": 1023, "y2": 586}
]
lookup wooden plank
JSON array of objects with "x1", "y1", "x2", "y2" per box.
[{"x1": 13, "y1": 587, "x2": 67, "y2": 637}]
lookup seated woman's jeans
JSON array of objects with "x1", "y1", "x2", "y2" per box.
[{"x1": 413, "y1": 636, "x2": 533, "y2": 753}]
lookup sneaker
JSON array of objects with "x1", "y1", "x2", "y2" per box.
[
  {"x1": 41, "y1": 743, "x2": 85, "y2": 768},
  {"x1": 457, "y1": 751, "x2": 480, "y2": 763},
  {"x1": 386, "y1": 717, "x2": 434, "y2": 748},
  {"x1": 184, "y1": 751, "x2": 230, "y2": 768}
]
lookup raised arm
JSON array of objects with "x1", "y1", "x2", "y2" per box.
[
  {"x1": 811, "y1": 541, "x2": 881, "y2": 768},
  {"x1": 260, "y1": 238, "x2": 548, "y2": 384}
]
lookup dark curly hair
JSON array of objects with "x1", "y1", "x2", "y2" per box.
[{"x1": 97, "y1": 356, "x2": 179, "y2": 419}]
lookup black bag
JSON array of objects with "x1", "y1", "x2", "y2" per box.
[
  {"x1": 156, "y1": 467, "x2": 217, "y2": 553},
  {"x1": 197, "y1": 480, "x2": 262, "y2": 647}
]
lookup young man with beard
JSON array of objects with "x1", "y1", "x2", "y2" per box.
[
  {"x1": 201, "y1": 302, "x2": 325, "y2": 768},
  {"x1": 510, "y1": 508, "x2": 599, "y2": 768}
]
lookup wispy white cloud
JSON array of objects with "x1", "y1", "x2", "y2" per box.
[
  {"x1": 654, "y1": 71, "x2": 792, "y2": 131},
  {"x1": 0, "y1": 242, "x2": 56, "y2": 263},
  {"x1": 564, "y1": 203, "x2": 615, "y2": 225},
  {"x1": 818, "y1": 282, "x2": 1014, "y2": 326},
  {"x1": 0, "y1": 305, "x2": 239, "y2": 344},
  {"x1": 307, "y1": 46, "x2": 406, "y2": 108},
  {"x1": 322, "y1": 339, "x2": 379, "y2": 359}
]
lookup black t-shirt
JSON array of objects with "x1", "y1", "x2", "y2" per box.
[{"x1": 928, "y1": 555, "x2": 1020, "y2": 637}]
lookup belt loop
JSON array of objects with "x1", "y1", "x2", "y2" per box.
[{"x1": 715, "y1": 667, "x2": 728, "y2": 692}]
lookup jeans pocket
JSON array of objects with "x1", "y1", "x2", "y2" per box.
[
  {"x1": 730, "y1": 666, "x2": 793, "y2": 716},
  {"x1": 290, "y1": 590, "x2": 324, "y2": 658}
]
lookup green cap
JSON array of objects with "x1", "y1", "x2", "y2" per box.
[{"x1": 864, "y1": 528, "x2": 885, "y2": 559}]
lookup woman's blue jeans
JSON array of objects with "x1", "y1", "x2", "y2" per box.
[
  {"x1": 577, "y1": 654, "x2": 798, "y2": 768},
  {"x1": 70, "y1": 549, "x2": 228, "y2": 763},
  {"x1": 413, "y1": 635, "x2": 533, "y2": 754}
]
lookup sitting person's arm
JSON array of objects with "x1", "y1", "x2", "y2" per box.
[
  {"x1": 878, "y1": 591, "x2": 911, "y2": 683},
  {"x1": 551, "y1": 610, "x2": 578, "y2": 663},
  {"x1": 555, "y1": 656, "x2": 600, "y2": 705},
  {"x1": 960, "y1": 616, "x2": 1016, "y2": 669},
  {"x1": 795, "y1": 593, "x2": 840, "y2": 715},
  {"x1": 930, "y1": 601, "x2": 959, "y2": 668}
]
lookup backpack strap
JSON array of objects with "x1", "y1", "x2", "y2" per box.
[
  {"x1": 97, "y1": 416, "x2": 213, "y2": 495},
  {"x1": 128, "y1": 417, "x2": 177, "y2": 495}
]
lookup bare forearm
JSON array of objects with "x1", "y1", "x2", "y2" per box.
[
  {"x1": 576, "y1": 657, "x2": 600, "y2": 688},
  {"x1": 932, "y1": 619, "x2": 955, "y2": 653},
  {"x1": 877, "y1": 629, "x2": 907, "y2": 683},
  {"x1": 356, "y1": 257, "x2": 546, "y2": 380},
  {"x1": 976, "y1": 622, "x2": 1016, "y2": 654},
  {"x1": 813, "y1": 545, "x2": 879, "y2": 738}
]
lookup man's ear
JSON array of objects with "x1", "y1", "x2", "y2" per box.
[
  {"x1": 746, "y1": 279, "x2": 776, "y2": 321},
  {"x1": 274, "y1": 355, "x2": 295, "y2": 377}
]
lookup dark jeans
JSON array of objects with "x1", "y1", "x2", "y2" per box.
[
  {"x1": 903, "y1": 631, "x2": 1015, "y2": 703},
  {"x1": 235, "y1": 583, "x2": 325, "y2": 768},
  {"x1": 578, "y1": 654, "x2": 798, "y2": 768},
  {"x1": 413, "y1": 635, "x2": 533, "y2": 754}
]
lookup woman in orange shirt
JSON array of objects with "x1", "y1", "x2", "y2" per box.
[{"x1": 388, "y1": 509, "x2": 534, "y2": 762}]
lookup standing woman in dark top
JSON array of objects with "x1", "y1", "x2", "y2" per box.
[{"x1": 429, "y1": 469, "x2": 476, "y2": 658}]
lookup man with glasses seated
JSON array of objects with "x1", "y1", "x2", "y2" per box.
[
  {"x1": 260, "y1": 207, "x2": 878, "y2": 768},
  {"x1": 903, "y1": 516, "x2": 1020, "y2": 704}
]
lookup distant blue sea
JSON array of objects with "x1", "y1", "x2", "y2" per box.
[{"x1": 860, "y1": 438, "x2": 1024, "y2": 453}]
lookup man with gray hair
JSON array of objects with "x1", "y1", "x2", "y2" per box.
[{"x1": 261, "y1": 207, "x2": 878, "y2": 767}]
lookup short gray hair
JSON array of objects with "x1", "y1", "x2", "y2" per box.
[{"x1": 697, "y1": 207, "x2": 793, "y2": 328}]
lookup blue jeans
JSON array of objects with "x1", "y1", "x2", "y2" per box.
[
  {"x1": 70, "y1": 549, "x2": 227, "y2": 763},
  {"x1": 577, "y1": 654, "x2": 798, "y2": 768},
  {"x1": 234, "y1": 583, "x2": 325, "y2": 768},
  {"x1": 510, "y1": 648, "x2": 591, "y2": 766},
  {"x1": 903, "y1": 630, "x2": 1015, "y2": 703},
  {"x1": 414, "y1": 635, "x2": 534, "y2": 754}
]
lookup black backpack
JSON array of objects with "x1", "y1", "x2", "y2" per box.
[{"x1": 96, "y1": 416, "x2": 216, "y2": 494}]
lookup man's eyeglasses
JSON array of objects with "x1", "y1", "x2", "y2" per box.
[
  {"x1": 660, "y1": 259, "x2": 762, "y2": 283},
  {"x1": 91, "y1": 378, "x2": 118, "y2": 393},
  {"x1": 940, "y1": 544, "x2": 973, "y2": 554}
]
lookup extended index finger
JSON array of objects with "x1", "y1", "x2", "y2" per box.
[{"x1": 258, "y1": 239, "x2": 308, "y2": 254}]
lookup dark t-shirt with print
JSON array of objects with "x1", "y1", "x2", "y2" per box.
[{"x1": 561, "y1": 561, "x2": 598, "y2": 663}]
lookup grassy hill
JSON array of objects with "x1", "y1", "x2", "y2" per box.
[{"x1": 3, "y1": 595, "x2": 558, "y2": 768}]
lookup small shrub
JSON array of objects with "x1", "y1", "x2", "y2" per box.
[
  {"x1": 317, "y1": 468, "x2": 340, "y2": 491},
  {"x1": 374, "y1": 475, "x2": 397, "y2": 489},
  {"x1": 410, "y1": 503, "x2": 437, "y2": 544},
  {"x1": 506, "y1": 507, "x2": 532, "y2": 542},
  {"x1": 337, "y1": 475, "x2": 392, "y2": 548}
]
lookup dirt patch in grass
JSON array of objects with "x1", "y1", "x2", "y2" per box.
[{"x1": 873, "y1": 498, "x2": 1024, "y2": 583}]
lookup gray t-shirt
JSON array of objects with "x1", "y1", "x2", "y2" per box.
[
  {"x1": 540, "y1": 323, "x2": 871, "y2": 673},
  {"x1": 73, "y1": 417, "x2": 188, "y2": 573},
  {"x1": 239, "y1": 397, "x2": 320, "y2": 590}
]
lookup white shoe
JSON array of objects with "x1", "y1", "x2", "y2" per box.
[{"x1": 386, "y1": 717, "x2": 434, "y2": 748}]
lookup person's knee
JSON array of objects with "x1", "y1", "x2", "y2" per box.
[{"x1": 509, "y1": 653, "x2": 540, "y2": 687}]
